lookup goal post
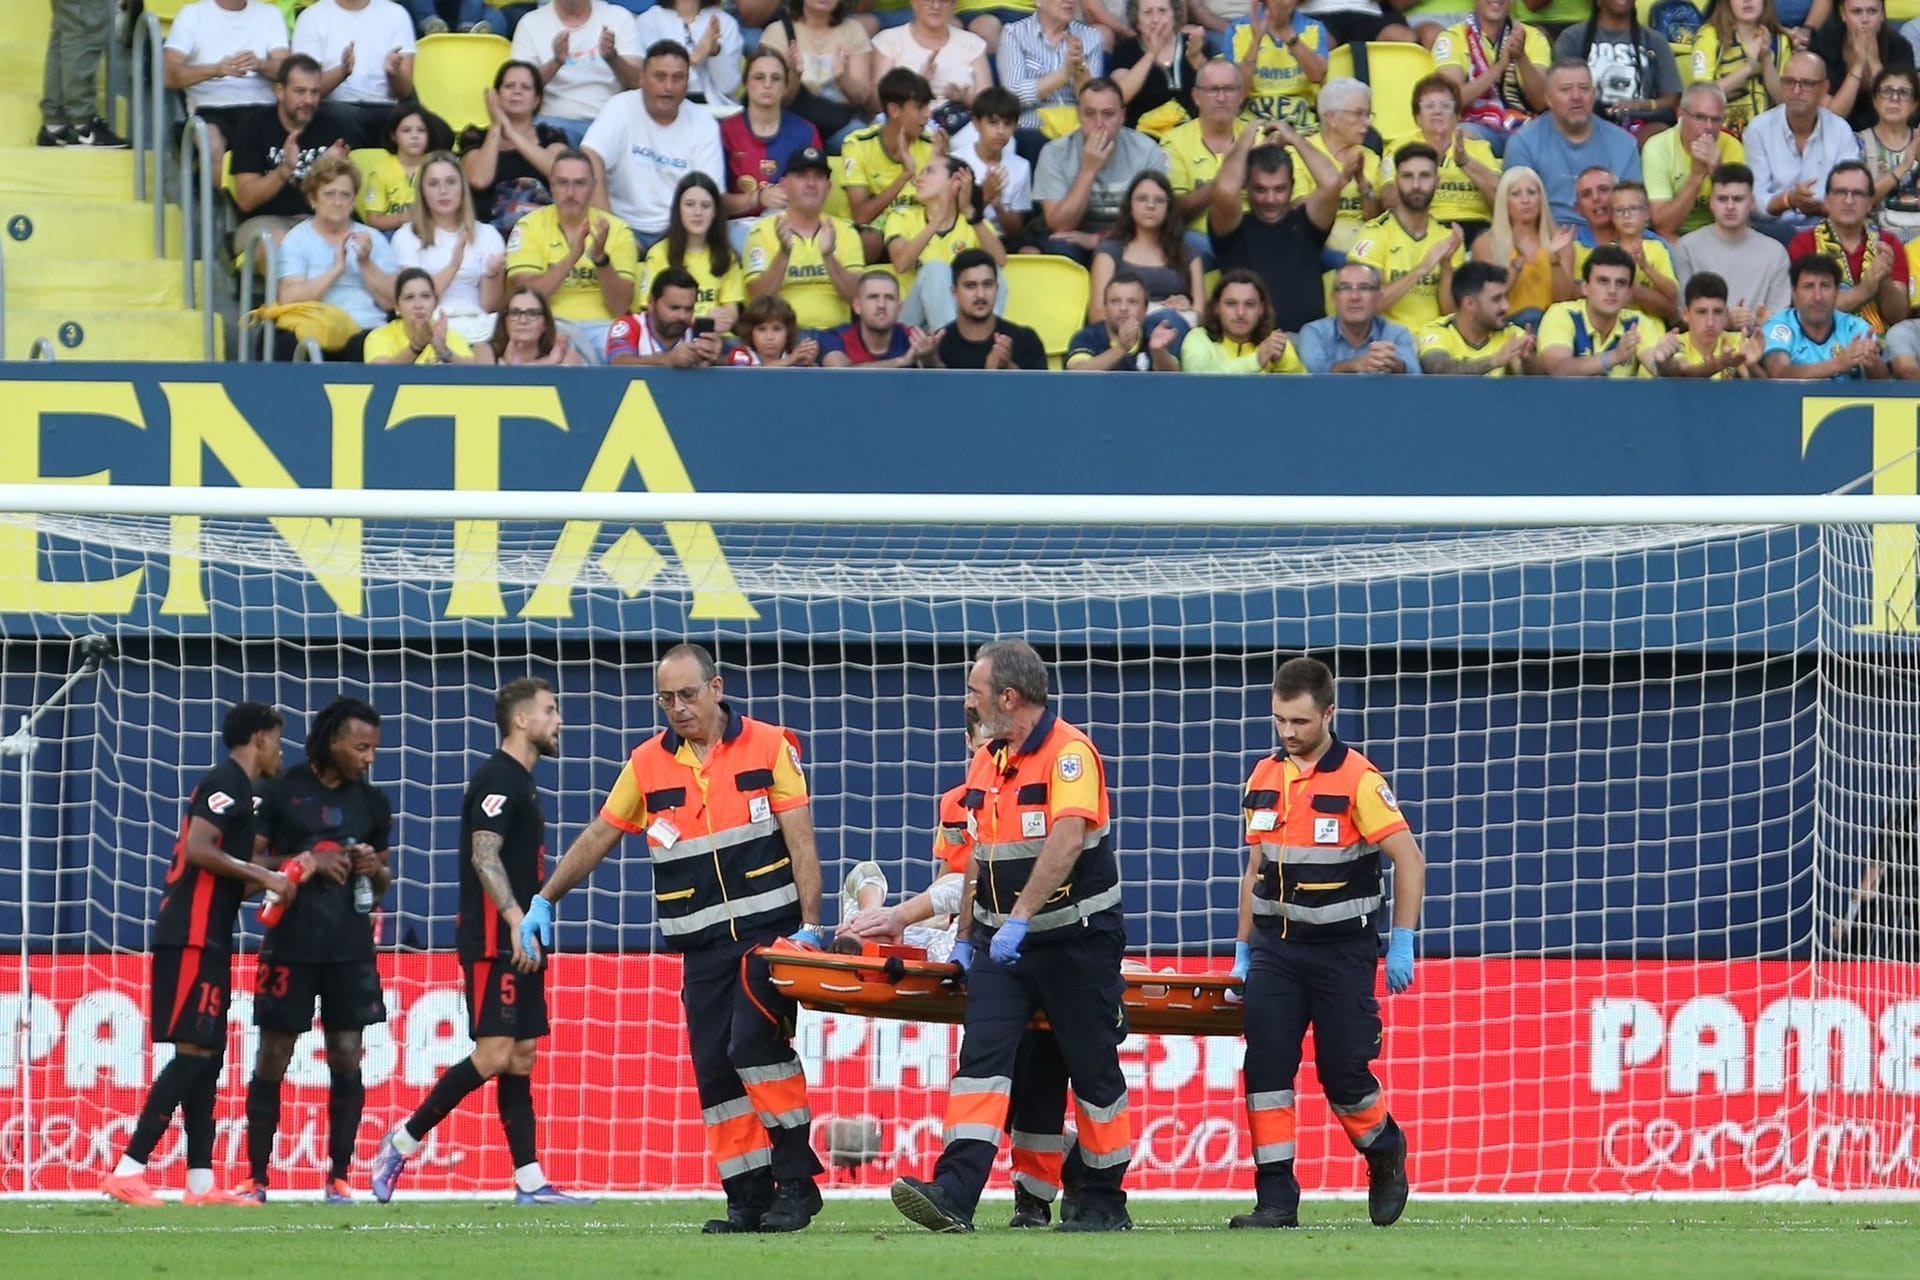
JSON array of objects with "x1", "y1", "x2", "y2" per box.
[{"x1": 0, "y1": 487, "x2": 1916, "y2": 1198}]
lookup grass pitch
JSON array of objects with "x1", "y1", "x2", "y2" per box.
[{"x1": 4, "y1": 1197, "x2": 1914, "y2": 1278}]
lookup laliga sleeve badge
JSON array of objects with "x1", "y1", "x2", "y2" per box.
[
  {"x1": 1313, "y1": 817, "x2": 1341, "y2": 844},
  {"x1": 749, "y1": 794, "x2": 771, "y2": 823},
  {"x1": 1057, "y1": 751, "x2": 1084, "y2": 782},
  {"x1": 1248, "y1": 810, "x2": 1279, "y2": 832},
  {"x1": 648, "y1": 816, "x2": 681, "y2": 848},
  {"x1": 1022, "y1": 810, "x2": 1047, "y2": 839},
  {"x1": 1377, "y1": 784, "x2": 1400, "y2": 812},
  {"x1": 480, "y1": 793, "x2": 508, "y2": 818},
  {"x1": 206, "y1": 791, "x2": 234, "y2": 814}
]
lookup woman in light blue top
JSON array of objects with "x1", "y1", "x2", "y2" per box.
[{"x1": 275, "y1": 152, "x2": 401, "y2": 357}]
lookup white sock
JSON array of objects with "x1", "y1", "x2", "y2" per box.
[
  {"x1": 113, "y1": 1156, "x2": 144, "y2": 1179},
  {"x1": 514, "y1": 1162, "x2": 547, "y2": 1193},
  {"x1": 391, "y1": 1126, "x2": 422, "y2": 1157},
  {"x1": 186, "y1": 1167, "x2": 214, "y2": 1195}
]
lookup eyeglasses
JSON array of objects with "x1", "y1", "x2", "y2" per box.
[
  {"x1": 1829, "y1": 187, "x2": 1874, "y2": 199},
  {"x1": 506, "y1": 307, "x2": 545, "y2": 320},
  {"x1": 1331, "y1": 282, "x2": 1380, "y2": 294},
  {"x1": 1681, "y1": 109, "x2": 1726, "y2": 125},
  {"x1": 655, "y1": 686, "x2": 710, "y2": 708},
  {"x1": 1610, "y1": 204, "x2": 1650, "y2": 215},
  {"x1": 1880, "y1": 86, "x2": 1916, "y2": 99},
  {"x1": 1781, "y1": 76, "x2": 1826, "y2": 91}
]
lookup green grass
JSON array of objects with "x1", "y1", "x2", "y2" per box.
[{"x1": 5, "y1": 1198, "x2": 1916, "y2": 1278}]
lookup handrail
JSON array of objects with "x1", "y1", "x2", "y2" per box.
[
  {"x1": 27, "y1": 338, "x2": 56, "y2": 361},
  {"x1": 292, "y1": 338, "x2": 325, "y2": 363},
  {"x1": 132, "y1": 12, "x2": 168, "y2": 252},
  {"x1": 179, "y1": 115, "x2": 218, "y2": 358},
  {"x1": 235, "y1": 224, "x2": 280, "y2": 363}
]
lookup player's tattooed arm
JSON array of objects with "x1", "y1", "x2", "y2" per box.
[{"x1": 471, "y1": 830, "x2": 522, "y2": 925}]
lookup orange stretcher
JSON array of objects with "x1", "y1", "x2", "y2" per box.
[{"x1": 756, "y1": 942, "x2": 1244, "y2": 1036}]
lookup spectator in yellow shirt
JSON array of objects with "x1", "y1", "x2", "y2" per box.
[
  {"x1": 357, "y1": 102, "x2": 443, "y2": 234},
  {"x1": 364, "y1": 267, "x2": 482, "y2": 364},
  {"x1": 1649, "y1": 270, "x2": 1766, "y2": 376},
  {"x1": 1416, "y1": 259, "x2": 1534, "y2": 374},
  {"x1": 503, "y1": 148, "x2": 639, "y2": 364},
  {"x1": 1395, "y1": 75, "x2": 1501, "y2": 243},
  {"x1": 1230, "y1": 0, "x2": 1331, "y2": 130},
  {"x1": 1178, "y1": 267, "x2": 1308, "y2": 371},
  {"x1": 1537, "y1": 243, "x2": 1668, "y2": 376},
  {"x1": 744, "y1": 146, "x2": 868, "y2": 332},
  {"x1": 1431, "y1": 0, "x2": 1551, "y2": 154},
  {"x1": 642, "y1": 172, "x2": 746, "y2": 332}
]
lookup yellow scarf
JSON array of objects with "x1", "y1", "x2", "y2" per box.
[{"x1": 1814, "y1": 219, "x2": 1886, "y2": 332}]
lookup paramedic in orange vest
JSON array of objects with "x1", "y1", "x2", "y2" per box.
[
  {"x1": 846, "y1": 708, "x2": 1080, "y2": 1228},
  {"x1": 1229, "y1": 655, "x2": 1424, "y2": 1230},
  {"x1": 520, "y1": 643, "x2": 829, "y2": 1235},
  {"x1": 891, "y1": 639, "x2": 1133, "y2": 1234}
]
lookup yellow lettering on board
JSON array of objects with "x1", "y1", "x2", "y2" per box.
[
  {"x1": 385, "y1": 385, "x2": 569, "y2": 619},
  {"x1": 1803, "y1": 397, "x2": 1920, "y2": 632},
  {"x1": 0, "y1": 380, "x2": 146, "y2": 616},
  {"x1": 158, "y1": 382, "x2": 369, "y2": 616},
  {"x1": 521, "y1": 382, "x2": 756, "y2": 621}
]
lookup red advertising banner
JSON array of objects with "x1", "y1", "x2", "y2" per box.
[{"x1": 2, "y1": 956, "x2": 1915, "y2": 1195}]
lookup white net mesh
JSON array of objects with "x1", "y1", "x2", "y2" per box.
[{"x1": 0, "y1": 509, "x2": 1913, "y2": 1196}]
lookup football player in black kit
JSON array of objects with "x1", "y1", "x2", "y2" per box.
[
  {"x1": 237, "y1": 696, "x2": 394, "y2": 1203},
  {"x1": 102, "y1": 702, "x2": 303, "y2": 1206},
  {"x1": 370, "y1": 678, "x2": 591, "y2": 1205}
]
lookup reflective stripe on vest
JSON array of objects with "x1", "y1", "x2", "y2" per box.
[
  {"x1": 962, "y1": 712, "x2": 1123, "y2": 939},
  {"x1": 629, "y1": 708, "x2": 803, "y2": 950},
  {"x1": 1245, "y1": 738, "x2": 1388, "y2": 942}
]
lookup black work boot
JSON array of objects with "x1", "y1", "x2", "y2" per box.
[
  {"x1": 890, "y1": 1176, "x2": 975, "y2": 1233},
  {"x1": 1008, "y1": 1184, "x2": 1052, "y2": 1227},
  {"x1": 1228, "y1": 1203, "x2": 1300, "y2": 1229},
  {"x1": 1366, "y1": 1144, "x2": 1410, "y2": 1227},
  {"x1": 760, "y1": 1178, "x2": 823, "y2": 1232},
  {"x1": 701, "y1": 1205, "x2": 763, "y2": 1233}
]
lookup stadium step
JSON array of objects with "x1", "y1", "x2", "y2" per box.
[
  {"x1": 6, "y1": 257, "x2": 185, "y2": 310},
  {"x1": 0, "y1": 42, "x2": 42, "y2": 86},
  {"x1": 0, "y1": 196, "x2": 183, "y2": 259},
  {"x1": 0, "y1": 90, "x2": 40, "y2": 145},
  {"x1": 4, "y1": 307, "x2": 216, "y2": 362},
  {"x1": 0, "y1": 146, "x2": 143, "y2": 202}
]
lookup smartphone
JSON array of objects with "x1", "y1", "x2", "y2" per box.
[{"x1": 691, "y1": 317, "x2": 716, "y2": 337}]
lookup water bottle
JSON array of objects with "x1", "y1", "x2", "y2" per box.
[
  {"x1": 259, "y1": 858, "x2": 307, "y2": 927},
  {"x1": 353, "y1": 872, "x2": 375, "y2": 915}
]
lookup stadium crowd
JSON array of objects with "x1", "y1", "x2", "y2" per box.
[{"x1": 71, "y1": 0, "x2": 1920, "y2": 373}]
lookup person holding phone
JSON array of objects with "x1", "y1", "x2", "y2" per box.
[{"x1": 606, "y1": 265, "x2": 726, "y2": 364}]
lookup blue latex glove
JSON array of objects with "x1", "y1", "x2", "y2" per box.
[
  {"x1": 949, "y1": 938, "x2": 974, "y2": 972},
  {"x1": 1385, "y1": 927, "x2": 1416, "y2": 994},
  {"x1": 787, "y1": 925, "x2": 830, "y2": 950},
  {"x1": 522, "y1": 896, "x2": 554, "y2": 955},
  {"x1": 1230, "y1": 940, "x2": 1251, "y2": 983},
  {"x1": 990, "y1": 918, "x2": 1028, "y2": 967}
]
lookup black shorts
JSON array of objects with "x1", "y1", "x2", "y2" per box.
[
  {"x1": 1318, "y1": 11, "x2": 1405, "y2": 45},
  {"x1": 151, "y1": 946, "x2": 232, "y2": 1050},
  {"x1": 464, "y1": 957, "x2": 550, "y2": 1041},
  {"x1": 251, "y1": 957, "x2": 387, "y2": 1033}
]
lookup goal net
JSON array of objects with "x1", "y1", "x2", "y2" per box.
[{"x1": 1, "y1": 494, "x2": 1915, "y2": 1197}]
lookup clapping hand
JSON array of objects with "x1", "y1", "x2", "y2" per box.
[
  {"x1": 348, "y1": 229, "x2": 373, "y2": 260},
  {"x1": 1149, "y1": 320, "x2": 1178, "y2": 352},
  {"x1": 1258, "y1": 329, "x2": 1292, "y2": 368},
  {"x1": 340, "y1": 42, "x2": 356, "y2": 74},
  {"x1": 385, "y1": 46, "x2": 404, "y2": 80},
  {"x1": 986, "y1": 332, "x2": 1015, "y2": 369},
  {"x1": 790, "y1": 336, "x2": 820, "y2": 366},
  {"x1": 818, "y1": 217, "x2": 838, "y2": 256},
  {"x1": 1548, "y1": 225, "x2": 1575, "y2": 255}
]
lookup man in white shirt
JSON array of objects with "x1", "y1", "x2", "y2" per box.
[
  {"x1": 163, "y1": 0, "x2": 291, "y2": 172},
  {"x1": 1744, "y1": 50, "x2": 1861, "y2": 244},
  {"x1": 292, "y1": 0, "x2": 417, "y2": 146},
  {"x1": 583, "y1": 40, "x2": 725, "y2": 247},
  {"x1": 511, "y1": 0, "x2": 642, "y2": 147}
]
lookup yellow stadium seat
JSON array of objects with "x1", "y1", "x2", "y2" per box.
[
  {"x1": 414, "y1": 33, "x2": 512, "y2": 136},
  {"x1": 1002, "y1": 255, "x2": 1090, "y2": 365},
  {"x1": 824, "y1": 176, "x2": 853, "y2": 223},
  {"x1": 144, "y1": 0, "x2": 196, "y2": 31},
  {"x1": 1325, "y1": 43, "x2": 1436, "y2": 143}
]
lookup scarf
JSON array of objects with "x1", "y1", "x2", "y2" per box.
[
  {"x1": 1462, "y1": 15, "x2": 1530, "y2": 133},
  {"x1": 1814, "y1": 219, "x2": 1886, "y2": 331}
]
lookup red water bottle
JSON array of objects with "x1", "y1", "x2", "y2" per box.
[{"x1": 259, "y1": 855, "x2": 308, "y2": 927}]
